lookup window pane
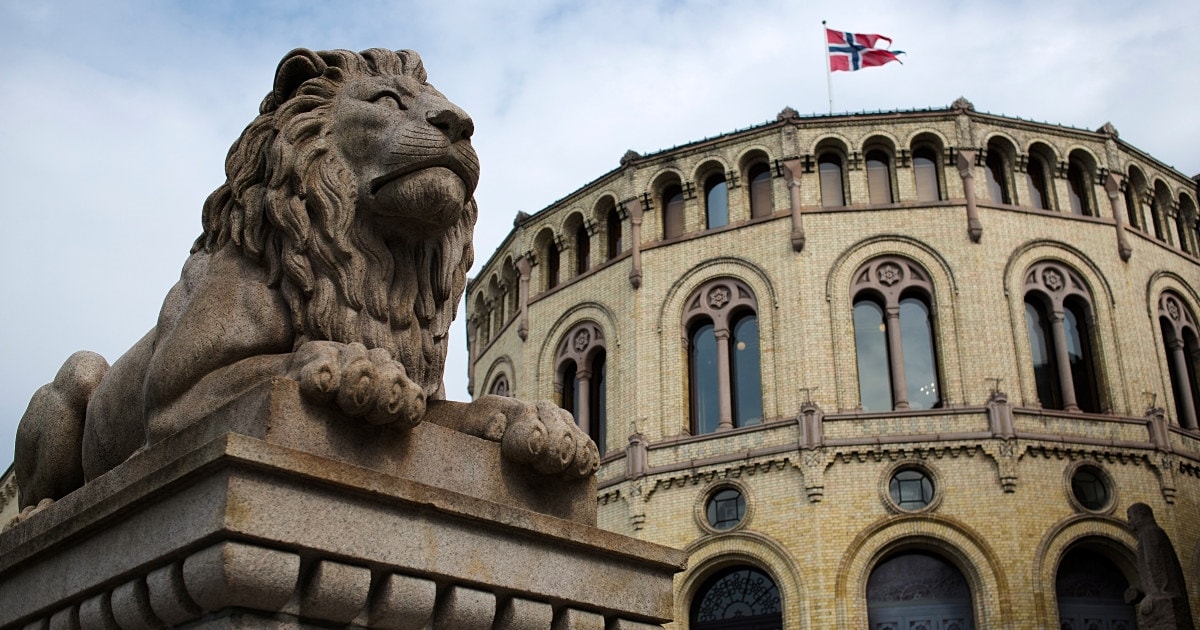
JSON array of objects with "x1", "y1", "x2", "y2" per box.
[
  {"x1": 732, "y1": 315, "x2": 763, "y2": 427},
  {"x1": 1124, "y1": 186, "x2": 1141, "y2": 229},
  {"x1": 691, "y1": 566, "x2": 782, "y2": 626},
  {"x1": 691, "y1": 323, "x2": 720, "y2": 434},
  {"x1": 854, "y1": 300, "x2": 892, "y2": 412},
  {"x1": 1068, "y1": 163, "x2": 1088, "y2": 216},
  {"x1": 819, "y1": 155, "x2": 845, "y2": 207},
  {"x1": 986, "y1": 152, "x2": 1009, "y2": 204},
  {"x1": 561, "y1": 362, "x2": 577, "y2": 419},
  {"x1": 749, "y1": 165, "x2": 773, "y2": 218},
  {"x1": 1027, "y1": 157, "x2": 1048, "y2": 210},
  {"x1": 706, "y1": 176, "x2": 728, "y2": 229},
  {"x1": 591, "y1": 351, "x2": 607, "y2": 456},
  {"x1": 705, "y1": 488, "x2": 745, "y2": 530},
  {"x1": 914, "y1": 154, "x2": 940, "y2": 202},
  {"x1": 1025, "y1": 300, "x2": 1061, "y2": 409},
  {"x1": 546, "y1": 246, "x2": 560, "y2": 289},
  {"x1": 664, "y1": 187, "x2": 684, "y2": 239},
  {"x1": 900, "y1": 297, "x2": 939, "y2": 409},
  {"x1": 575, "y1": 225, "x2": 589, "y2": 274},
  {"x1": 867, "y1": 153, "x2": 893, "y2": 204},
  {"x1": 606, "y1": 209, "x2": 622, "y2": 258},
  {"x1": 1186, "y1": 332, "x2": 1200, "y2": 426},
  {"x1": 1064, "y1": 302, "x2": 1099, "y2": 413}
]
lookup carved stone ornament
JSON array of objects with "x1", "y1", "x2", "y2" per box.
[
  {"x1": 708, "y1": 286, "x2": 731, "y2": 309},
  {"x1": 573, "y1": 329, "x2": 592, "y2": 352},
  {"x1": 1124, "y1": 503, "x2": 1197, "y2": 629},
  {"x1": 1166, "y1": 299, "x2": 1180, "y2": 321},
  {"x1": 877, "y1": 263, "x2": 904, "y2": 286},
  {"x1": 1042, "y1": 268, "x2": 1065, "y2": 292},
  {"x1": 10, "y1": 47, "x2": 599, "y2": 527},
  {"x1": 776, "y1": 106, "x2": 799, "y2": 121},
  {"x1": 620, "y1": 149, "x2": 641, "y2": 167},
  {"x1": 951, "y1": 96, "x2": 975, "y2": 112}
]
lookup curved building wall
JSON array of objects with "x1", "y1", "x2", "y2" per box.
[{"x1": 466, "y1": 101, "x2": 1200, "y2": 628}]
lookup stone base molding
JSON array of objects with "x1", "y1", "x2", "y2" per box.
[{"x1": 0, "y1": 381, "x2": 684, "y2": 629}]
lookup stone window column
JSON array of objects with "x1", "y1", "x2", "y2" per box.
[
  {"x1": 884, "y1": 305, "x2": 911, "y2": 410},
  {"x1": 1048, "y1": 310, "x2": 1081, "y2": 412},
  {"x1": 956, "y1": 150, "x2": 982, "y2": 242},
  {"x1": 1104, "y1": 172, "x2": 1133, "y2": 261},
  {"x1": 713, "y1": 329, "x2": 734, "y2": 430},
  {"x1": 784, "y1": 159, "x2": 805, "y2": 252},
  {"x1": 575, "y1": 367, "x2": 592, "y2": 435},
  {"x1": 1166, "y1": 338, "x2": 1197, "y2": 429},
  {"x1": 626, "y1": 197, "x2": 644, "y2": 289},
  {"x1": 516, "y1": 255, "x2": 532, "y2": 340}
]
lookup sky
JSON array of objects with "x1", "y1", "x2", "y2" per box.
[{"x1": 1, "y1": 0, "x2": 1198, "y2": 471}]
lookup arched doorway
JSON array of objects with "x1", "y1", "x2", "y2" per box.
[
  {"x1": 1056, "y1": 547, "x2": 1135, "y2": 630},
  {"x1": 867, "y1": 551, "x2": 974, "y2": 629},
  {"x1": 690, "y1": 565, "x2": 782, "y2": 630}
]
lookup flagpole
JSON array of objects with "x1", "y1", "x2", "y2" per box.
[{"x1": 822, "y1": 20, "x2": 833, "y2": 114}]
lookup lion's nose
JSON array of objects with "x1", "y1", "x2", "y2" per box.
[{"x1": 427, "y1": 105, "x2": 474, "y2": 142}]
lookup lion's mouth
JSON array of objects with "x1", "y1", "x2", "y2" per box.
[{"x1": 369, "y1": 154, "x2": 478, "y2": 198}]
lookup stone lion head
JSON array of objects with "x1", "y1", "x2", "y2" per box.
[{"x1": 196, "y1": 48, "x2": 479, "y2": 399}]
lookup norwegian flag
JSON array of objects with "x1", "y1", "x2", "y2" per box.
[{"x1": 826, "y1": 28, "x2": 904, "y2": 72}]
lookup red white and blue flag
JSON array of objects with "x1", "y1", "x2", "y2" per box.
[{"x1": 826, "y1": 28, "x2": 904, "y2": 72}]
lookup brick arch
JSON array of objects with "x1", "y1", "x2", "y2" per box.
[
  {"x1": 479, "y1": 355, "x2": 516, "y2": 398},
  {"x1": 1031, "y1": 513, "x2": 1137, "y2": 624},
  {"x1": 833, "y1": 514, "x2": 1011, "y2": 628},
  {"x1": 535, "y1": 302, "x2": 619, "y2": 404},
  {"x1": 679, "y1": 530, "x2": 808, "y2": 630}
]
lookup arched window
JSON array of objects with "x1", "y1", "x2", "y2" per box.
[
  {"x1": 866, "y1": 150, "x2": 894, "y2": 204},
  {"x1": 1150, "y1": 183, "x2": 1169, "y2": 242},
  {"x1": 851, "y1": 257, "x2": 942, "y2": 411},
  {"x1": 545, "y1": 244, "x2": 560, "y2": 289},
  {"x1": 663, "y1": 184, "x2": 685, "y2": 239},
  {"x1": 555, "y1": 323, "x2": 608, "y2": 455},
  {"x1": 1174, "y1": 199, "x2": 1193, "y2": 255},
  {"x1": 985, "y1": 149, "x2": 1010, "y2": 205},
  {"x1": 1124, "y1": 168, "x2": 1146, "y2": 230},
  {"x1": 705, "y1": 173, "x2": 729, "y2": 229},
  {"x1": 690, "y1": 566, "x2": 782, "y2": 630},
  {"x1": 818, "y1": 153, "x2": 845, "y2": 207},
  {"x1": 606, "y1": 206, "x2": 623, "y2": 259},
  {"x1": 1056, "y1": 548, "x2": 1135, "y2": 629},
  {"x1": 867, "y1": 552, "x2": 974, "y2": 629},
  {"x1": 1159, "y1": 292, "x2": 1200, "y2": 430},
  {"x1": 489, "y1": 374, "x2": 510, "y2": 397},
  {"x1": 1026, "y1": 154, "x2": 1051, "y2": 210},
  {"x1": 574, "y1": 223, "x2": 590, "y2": 275},
  {"x1": 747, "y1": 162, "x2": 773, "y2": 218},
  {"x1": 684, "y1": 279, "x2": 762, "y2": 434},
  {"x1": 912, "y1": 147, "x2": 942, "y2": 202},
  {"x1": 1067, "y1": 159, "x2": 1092, "y2": 216},
  {"x1": 1023, "y1": 262, "x2": 1102, "y2": 413}
]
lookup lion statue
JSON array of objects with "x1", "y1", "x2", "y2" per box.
[{"x1": 12, "y1": 48, "x2": 597, "y2": 522}]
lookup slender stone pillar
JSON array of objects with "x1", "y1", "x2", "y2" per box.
[
  {"x1": 1105, "y1": 172, "x2": 1133, "y2": 261},
  {"x1": 784, "y1": 159, "x2": 805, "y2": 252},
  {"x1": 626, "y1": 198, "x2": 644, "y2": 289},
  {"x1": 1167, "y1": 339, "x2": 1198, "y2": 429},
  {"x1": 715, "y1": 329, "x2": 734, "y2": 430},
  {"x1": 956, "y1": 150, "x2": 982, "y2": 242},
  {"x1": 516, "y1": 255, "x2": 532, "y2": 340},
  {"x1": 1049, "y1": 311, "x2": 1080, "y2": 412},
  {"x1": 884, "y1": 306, "x2": 910, "y2": 410},
  {"x1": 576, "y1": 368, "x2": 592, "y2": 436}
]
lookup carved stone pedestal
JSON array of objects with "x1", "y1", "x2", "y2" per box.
[{"x1": 0, "y1": 380, "x2": 685, "y2": 629}]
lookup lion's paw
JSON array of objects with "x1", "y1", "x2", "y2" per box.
[
  {"x1": 2, "y1": 498, "x2": 54, "y2": 532},
  {"x1": 293, "y1": 341, "x2": 426, "y2": 428},
  {"x1": 496, "y1": 399, "x2": 599, "y2": 479}
]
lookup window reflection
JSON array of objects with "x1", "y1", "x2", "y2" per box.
[
  {"x1": 705, "y1": 174, "x2": 728, "y2": 229},
  {"x1": 854, "y1": 299, "x2": 892, "y2": 412},
  {"x1": 732, "y1": 314, "x2": 763, "y2": 426},
  {"x1": 690, "y1": 322, "x2": 720, "y2": 434},
  {"x1": 866, "y1": 151, "x2": 893, "y2": 204},
  {"x1": 663, "y1": 184, "x2": 685, "y2": 239},
  {"x1": 748, "y1": 163, "x2": 773, "y2": 218},
  {"x1": 986, "y1": 152, "x2": 1009, "y2": 204},
  {"x1": 819, "y1": 154, "x2": 845, "y2": 207},
  {"x1": 1025, "y1": 299, "x2": 1060, "y2": 409},
  {"x1": 899, "y1": 297, "x2": 938, "y2": 409},
  {"x1": 913, "y1": 149, "x2": 941, "y2": 202}
]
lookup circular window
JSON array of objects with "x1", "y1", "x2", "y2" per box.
[
  {"x1": 1068, "y1": 465, "x2": 1113, "y2": 512},
  {"x1": 705, "y1": 488, "x2": 746, "y2": 530},
  {"x1": 889, "y1": 468, "x2": 934, "y2": 511}
]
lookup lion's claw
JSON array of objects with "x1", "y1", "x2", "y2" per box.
[
  {"x1": 295, "y1": 341, "x2": 425, "y2": 427},
  {"x1": 483, "y1": 396, "x2": 598, "y2": 479}
]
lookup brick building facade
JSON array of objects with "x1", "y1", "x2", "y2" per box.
[{"x1": 466, "y1": 98, "x2": 1200, "y2": 628}]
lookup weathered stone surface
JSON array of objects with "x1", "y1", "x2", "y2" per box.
[
  {"x1": 299, "y1": 560, "x2": 372, "y2": 624},
  {"x1": 367, "y1": 574, "x2": 436, "y2": 630},
  {"x1": 11, "y1": 46, "x2": 595, "y2": 523},
  {"x1": 1124, "y1": 502, "x2": 1196, "y2": 630}
]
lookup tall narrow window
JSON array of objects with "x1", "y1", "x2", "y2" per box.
[
  {"x1": 1159, "y1": 292, "x2": 1200, "y2": 430},
  {"x1": 866, "y1": 150, "x2": 894, "y2": 204},
  {"x1": 913, "y1": 148, "x2": 941, "y2": 202},
  {"x1": 732, "y1": 313, "x2": 763, "y2": 427},
  {"x1": 606, "y1": 207, "x2": 622, "y2": 259},
  {"x1": 819, "y1": 154, "x2": 845, "y2": 207},
  {"x1": 684, "y1": 278, "x2": 762, "y2": 434},
  {"x1": 574, "y1": 224, "x2": 590, "y2": 275},
  {"x1": 690, "y1": 321, "x2": 720, "y2": 435},
  {"x1": 1023, "y1": 262, "x2": 1103, "y2": 413},
  {"x1": 851, "y1": 258, "x2": 942, "y2": 412},
  {"x1": 705, "y1": 173, "x2": 728, "y2": 229},
  {"x1": 748, "y1": 163, "x2": 773, "y2": 218},
  {"x1": 1151, "y1": 198, "x2": 1166, "y2": 242},
  {"x1": 986, "y1": 151, "x2": 1010, "y2": 204},
  {"x1": 663, "y1": 184, "x2": 684, "y2": 239},
  {"x1": 545, "y1": 244, "x2": 560, "y2": 289},
  {"x1": 1026, "y1": 155, "x2": 1050, "y2": 210},
  {"x1": 1175, "y1": 210, "x2": 1192, "y2": 255},
  {"x1": 555, "y1": 323, "x2": 609, "y2": 451},
  {"x1": 1067, "y1": 161, "x2": 1091, "y2": 216},
  {"x1": 1124, "y1": 171, "x2": 1144, "y2": 230}
]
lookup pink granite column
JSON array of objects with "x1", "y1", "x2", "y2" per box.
[
  {"x1": 516, "y1": 256, "x2": 532, "y2": 340},
  {"x1": 884, "y1": 306, "x2": 910, "y2": 410},
  {"x1": 1049, "y1": 311, "x2": 1080, "y2": 412},
  {"x1": 956, "y1": 150, "x2": 982, "y2": 242},
  {"x1": 1167, "y1": 339, "x2": 1198, "y2": 429},
  {"x1": 715, "y1": 329, "x2": 734, "y2": 430},
  {"x1": 784, "y1": 159, "x2": 805, "y2": 252},
  {"x1": 1105, "y1": 172, "x2": 1133, "y2": 261},
  {"x1": 575, "y1": 368, "x2": 592, "y2": 436},
  {"x1": 626, "y1": 198, "x2": 644, "y2": 289}
]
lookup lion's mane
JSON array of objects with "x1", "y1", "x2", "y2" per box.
[{"x1": 195, "y1": 49, "x2": 475, "y2": 399}]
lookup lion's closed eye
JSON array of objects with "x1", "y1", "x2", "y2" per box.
[{"x1": 371, "y1": 91, "x2": 406, "y2": 110}]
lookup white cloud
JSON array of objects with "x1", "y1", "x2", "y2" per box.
[{"x1": 1, "y1": 0, "x2": 1197, "y2": 470}]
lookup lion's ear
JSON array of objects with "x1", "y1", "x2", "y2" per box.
[{"x1": 272, "y1": 48, "x2": 328, "y2": 106}]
